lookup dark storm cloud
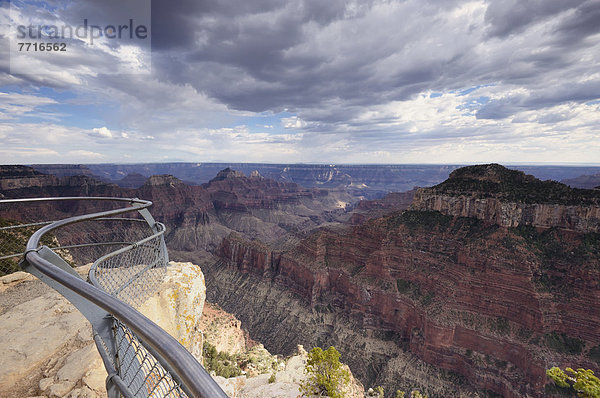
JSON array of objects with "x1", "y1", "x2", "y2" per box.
[
  {"x1": 5, "y1": 0, "x2": 600, "y2": 153},
  {"x1": 477, "y1": 80, "x2": 600, "y2": 120},
  {"x1": 132, "y1": 0, "x2": 599, "y2": 128},
  {"x1": 13, "y1": 0, "x2": 600, "y2": 127},
  {"x1": 552, "y1": 0, "x2": 600, "y2": 45},
  {"x1": 150, "y1": 0, "x2": 354, "y2": 50},
  {"x1": 484, "y1": 0, "x2": 581, "y2": 38},
  {"x1": 156, "y1": 3, "x2": 435, "y2": 115}
]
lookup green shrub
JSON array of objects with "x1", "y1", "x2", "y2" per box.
[
  {"x1": 547, "y1": 367, "x2": 600, "y2": 398},
  {"x1": 202, "y1": 341, "x2": 242, "y2": 378},
  {"x1": 544, "y1": 332, "x2": 584, "y2": 355},
  {"x1": 299, "y1": 346, "x2": 350, "y2": 398},
  {"x1": 489, "y1": 317, "x2": 510, "y2": 335},
  {"x1": 396, "y1": 278, "x2": 414, "y2": 294},
  {"x1": 391, "y1": 210, "x2": 452, "y2": 231},
  {"x1": 588, "y1": 346, "x2": 600, "y2": 365}
]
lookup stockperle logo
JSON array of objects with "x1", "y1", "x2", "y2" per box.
[{"x1": 7, "y1": 0, "x2": 152, "y2": 76}]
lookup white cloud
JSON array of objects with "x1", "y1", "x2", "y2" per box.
[
  {"x1": 282, "y1": 116, "x2": 307, "y2": 129},
  {"x1": 92, "y1": 126, "x2": 113, "y2": 138},
  {"x1": 66, "y1": 150, "x2": 104, "y2": 159},
  {"x1": 1, "y1": 0, "x2": 599, "y2": 165},
  {"x1": 0, "y1": 92, "x2": 57, "y2": 120}
]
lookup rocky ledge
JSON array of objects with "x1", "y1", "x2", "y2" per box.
[{"x1": 0, "y1": 262, "x2": 206, "y2": 398}]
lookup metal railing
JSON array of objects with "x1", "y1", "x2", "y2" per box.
[{"x1": 0, "y1": 197, "x2": 228, "y2": 398}]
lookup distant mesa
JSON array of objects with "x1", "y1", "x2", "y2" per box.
[
  {"x1": 412, "y1": 163, "x2": 600, "y2": 232},
  {"x1": 210, "y1": 168, "x2": 246, "y2": 182},
  {"x1": 429, "y1": 163, "x2": 600, "y2": 206},
  {"x1": 143, "y1": 174, "x2": 185, "y2": 187}
]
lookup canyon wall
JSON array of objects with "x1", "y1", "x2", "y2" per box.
[
  {"x1": 411, "y1": 190, "x2": 600, "y2": 232},
  {"x1": 208, "y1": 208, "x2": 600, "y2": 398},
  {"x1": 4, "y1": 163, "x2": 600, "y2": 397},
  {"x1": 196, "y1": 254, "x2": 478, "y2": 397},
  {"x1": 411, "y1": 163, "x2": 600, "y2": 233}
]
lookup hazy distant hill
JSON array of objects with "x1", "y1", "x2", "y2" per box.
[
  {"x1": 562, "y1": 173, "x2": 600, "y2": 189},
  {"x1": 31, "y1": 163, "x2": 600, "y2": 200}
]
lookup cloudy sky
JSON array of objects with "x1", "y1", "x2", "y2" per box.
[{"x1": 0, "y1": 0, "x2": 599, "y2": 164}]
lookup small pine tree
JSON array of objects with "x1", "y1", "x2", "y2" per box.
[{"x1": 299, "y1": 346, "x2": 351, "y2": 398}]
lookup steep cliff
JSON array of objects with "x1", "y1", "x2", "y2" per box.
[
  {"x1": 6, "y1": 163, "x2": 599, "y2": 397},
  {"x1": 202, "y1": 166, "x2": 600, "y2": 398},
  {"x1": 207, "y1": 215, "x2": 600, "y2": 397},
  {"x1": 411, "y1": 164, "x2": 600, "y2": 232}
]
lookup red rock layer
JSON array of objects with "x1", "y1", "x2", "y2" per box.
[{"x1": 217, "y1": 214, "x2": 600, "y2": 398}]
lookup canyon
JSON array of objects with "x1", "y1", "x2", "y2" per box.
[
  {"x1": 1, "y1": 164, "x2": 599, "y2": 397},
  {"x1": 198, "y1": 165, "x2": 600, "y2": 397}
]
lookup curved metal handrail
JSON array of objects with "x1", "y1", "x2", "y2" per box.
[{"x1": 0, "y1": 197, "x2": 228, "y2": 398}]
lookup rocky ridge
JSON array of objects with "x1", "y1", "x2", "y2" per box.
[
  {"x1": 0, "y1": 165, "x2": 352, "y2": 254},
  {"x1": 411, "y1": 164, "x2": 600, "y2": 232},
  {"x1": 4, "y1": 164, "x2": 600, "y2": 397}
]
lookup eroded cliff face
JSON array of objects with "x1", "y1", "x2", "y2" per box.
[
  {"x1": 411, "y1": 190, "x2": 600, "y2": 232},
  {"x1": 198, "y1": 254, "x2": 473, "y2": 397},
  {"x1": 411, "y1": 164, "x2": 600, "y2": 233},
  {"x1": 0, "y1": 166, "x2": 351, "y2": 254},
  {"x1": 207, "y1": 210, "x2": 600, "y2": 398}
]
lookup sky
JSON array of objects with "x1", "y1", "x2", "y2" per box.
[{"x1": 0, "y1": 0, "x2": 599, "y2": 165}]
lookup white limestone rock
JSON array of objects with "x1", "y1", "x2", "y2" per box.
[
  {"x1": 138, "y1": 261, "x2": 206, "y2": 360},
  {"x1": 57, "y1": 344, "x2": 100, "y2": 382},
  {"x1": 48, "y1": 380, "x2": 75, "y2": 397},
  {"x1": 0, "y1": 271, "x2": 31, "y2": 284}
]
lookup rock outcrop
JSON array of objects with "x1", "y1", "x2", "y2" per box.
[
  {"x1": 212, "y1": 345, "x2": 364, "y2": 398},
  {"x1": 0, "y1": 261, "x2": 206, "y2": 398},
  {"x1": 411, "y1": 164, "x2": 600, "y2": 232},
  {"x1": 138, "y1": 262, "x2": 206, "y2": 359},
  {"x1": 200, "y1": 301, "x2": 365, "y2": 398}
]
